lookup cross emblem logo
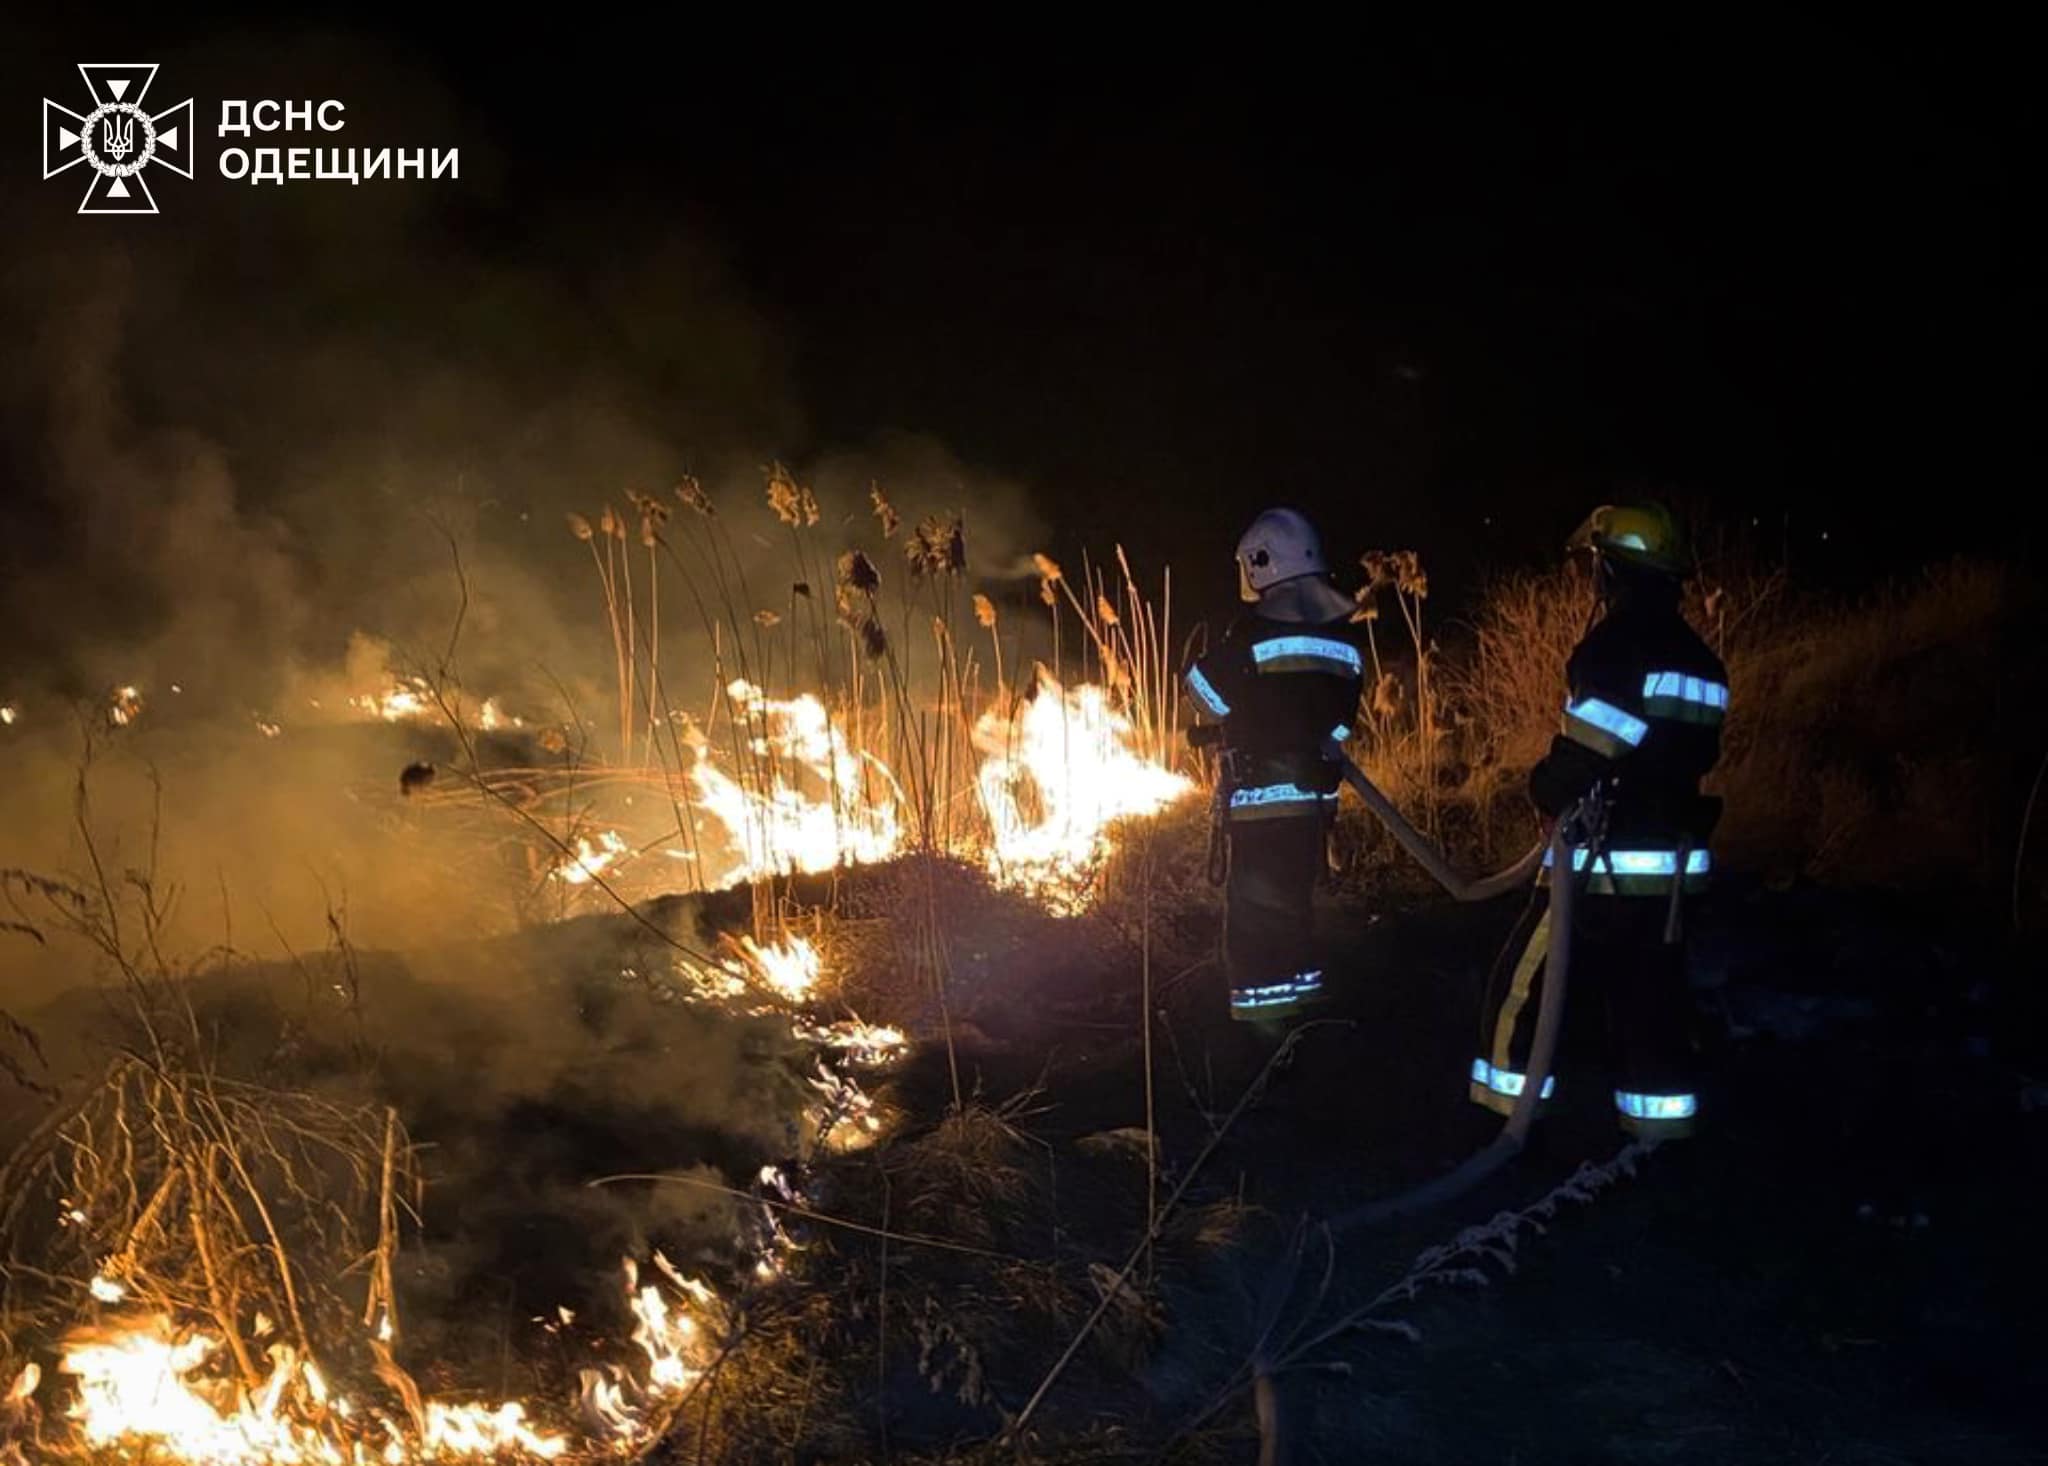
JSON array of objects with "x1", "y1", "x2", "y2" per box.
[{"x1": 43, "y1": 64, "x2": 194, "y2": 215}]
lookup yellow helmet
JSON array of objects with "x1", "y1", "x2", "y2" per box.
[{"x1": 1566, "y1": 503, "x2": 1684, "y2": 575}]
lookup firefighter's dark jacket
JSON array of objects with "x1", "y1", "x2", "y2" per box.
[
  {"x1": 1185, "y1": 607, "x2": 1368, "y2": 803},
  {"x1": 1529, "y1": 567, "x2": 1727, "y2": 847}
]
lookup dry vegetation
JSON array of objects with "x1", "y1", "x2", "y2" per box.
[
  {"x1": 1, "y1": 473, "x2": 2036, "y2": 1463},
  {"x1": 1341, "y1": 547, "x2": 2036, "y2": 906},
  {"x1": 0, "y1": 823, "x2": 433, "y2": 1462}
]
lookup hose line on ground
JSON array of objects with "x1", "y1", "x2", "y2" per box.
[{"x1": 1322, "y1": 745, "x2": 1582, "y2": 1230}]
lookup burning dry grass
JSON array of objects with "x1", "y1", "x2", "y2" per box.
[
  {"x1": 975, "y1": 674, "x2": 1193, "y2": 914},
  {"x1": 0, "y1": 1054, "x2": 411, "y2": 1376},
  {"x1": 0, "y1": 782, "x2": 928, "y2": 1462},
  {"x1": 0, "y1": 699, "x2": 1212, "y2": 1461},
  {"x1": 540, "y1": 476, "x2": 1192, "y2": 924},
  {"x1": 3, "y1": 471, "x2": 2031, "y2": 1466},
  {"x1": 0, "y1": 780, "x2": 1652, "y2": 1465},
  {"x1": 0, "y1": 859, "x2": 620, "y2": 1464}
]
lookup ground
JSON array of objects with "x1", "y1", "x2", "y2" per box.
[
  {"x1": 846, "y1": 869, "x2": 2048, "y2": 1464},
  {"x1": 6, "y1": 857, "x2": 2044, "y2": 1464}
]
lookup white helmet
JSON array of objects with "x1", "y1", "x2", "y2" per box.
[{"x1": 1235, "y1": 507, "x2": 1328, "y2": 602}]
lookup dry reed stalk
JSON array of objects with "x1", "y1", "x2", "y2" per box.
[
  {"x1": 973, "y1": 593, "x2": 1004, "y2": 698},
  {"x1": 616, "y1": 506, "x2": 639, "y2": 761},
  {"x1": 367, "y1": 1106, "x2": 401, "y2": 1338}
]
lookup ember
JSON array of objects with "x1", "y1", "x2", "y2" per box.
[{"x1": 108, "y1": 685, "x2": 145, "y2": 728}]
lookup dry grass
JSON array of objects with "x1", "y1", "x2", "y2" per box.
[
  {"x1": 1091, "y1": 800, "x2": 1216, "y2": 967},
  {"x1": 539, "y1": 477, "x2": 1202, "y2": 1113},
  {"x1": 0, "y1": 806, "x2": 429, "y2": 1453},
  {"x1": 653, "y1": 1288, "x2": 861, "y2": 1466},
  {"x1": 1342, "y1": 547, "x2": 2029, "y2": 895},
  {"x1": 894, "y1": 1099, "x2": 1040, "y2": 1247},
  {"x1": 1452, "y1": 566, "x2": 1593, "y2": 785},
  {"x1": 1714, "y1": 558, "x2": 2017, "y2": 889},
  {"x1": 1347, "y1": 551, "x2": 1448, "y2": 839},
  {"x1": 1173, "y1": 1195, "x2": 1264, "y2": 1253}
]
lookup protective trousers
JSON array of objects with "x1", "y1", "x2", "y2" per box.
[
  {"x1": 1472, "y1": 890, "x2": 1699, "y2": 1138},
  {"x1": 1223, "y1": 813, "x2": 1328, "y2": 1022}
]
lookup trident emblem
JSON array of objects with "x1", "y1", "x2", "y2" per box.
[
  {"x1": 102, "y1": 114, "x2": 135, "y2": 161},
  {"x1": 42, "y1": 63, "x2": 194, "y2": 215}
]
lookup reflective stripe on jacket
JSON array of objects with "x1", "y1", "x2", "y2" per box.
[
  {"x1": 1185, "y1": 606, "x2": 1367, "y2": 818},
  {"x1": 1530, "y1": 575, "x2": 1728, "y2": 858}
]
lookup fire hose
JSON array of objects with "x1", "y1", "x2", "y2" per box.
[
  {"x1": 1192, "y1": 726, "x2": 1543, "y2": 897},
  {"x1": 1190, "y1": 728, "x2": 1589, "y2": 1221},
  {"x1": 1321, "y1": 743, "x2": 1587, "y2": 1229},
  {"x1": 1323, "y1": 741, "x2": 1548, "y2": 902}
]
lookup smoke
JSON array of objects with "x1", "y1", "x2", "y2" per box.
[
  {"x1": 0, "y1": 32, "x2": 1066, "y2": 1374},
  {"x1": 0, "y1": 25, "x2": 1058, "y2": 986},
  {"x1": 5, "y1": 892, "x2": 815, "y2": 1355}
]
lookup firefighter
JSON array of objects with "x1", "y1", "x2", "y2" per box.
[
  {"x1": 1184, "y1": 508, "x2": 1367, "y2": 1028},
  {"x1": 1472, "y1": 504, "x2": 1727, "y2": 1139}
]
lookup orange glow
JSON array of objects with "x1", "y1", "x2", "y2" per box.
[{"x1": 976, "y1": 675, "x2": 1192, "y2": 912}]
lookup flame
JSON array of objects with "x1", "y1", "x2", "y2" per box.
[
  {"x1": 733, "y1": 935, "x2": 821, "y2": 1003},
  {"x1": 62, "y1": 1323, "x2": 347, "y2": 1465},
  {"x1": 666, "y1": 935, "x2": 833, "y2": 1019},
  {"x1": 689, "y1": 683, "x2": 902, "y2": 887},
  {"x1": 808, "y1": 1062, "x2": 884, "y2": 1152},
  {"x1": 57, "y1": 1316, "x2": 574, "y2": 1463},
  {"x1": 349, "y1": 679, "x2": 432, "y2": 723},
  {"x1": 662, "y1": 958, "x2": 750, "y2": 1004},
  {"x1": 627, "y1": 1274, "x2": 701, "y2": 1395},
  {"x1": 109, "y1": 686, "x2": 145, "y2": 727},
  {"x1": 33, "y1": 924, "x2": 908, "y2": 1464},
  {"x1": 522, "y1": 678, "x2": 1180, "y2": 917},
  {"x1": 0, "y1": 702, "x2": 18, "y2": 726},
  {"x1": 577, "y1": 1255, "x2": 723, "y2": 1441},
  {"x1": 51, "y1": 1277, "x2": 737, "y2": 1465},
  {"x1": 417, "y1": 1402, "x2": 564, "y2": 1460},
  {"x1": 975, "y1": 675, "x2": 1192, "y2": 911},
  {"x1": 553, "y1": 830, "x2": 630, "y2": 886},
  {"x1": 791, "y1": 1016, "x2": 910, "y2": 1068}
]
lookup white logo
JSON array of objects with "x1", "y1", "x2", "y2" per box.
[{"x1": 43, "y1": 64, "x2": 194, "y2": 215}]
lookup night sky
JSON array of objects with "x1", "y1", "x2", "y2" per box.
[{"x1": 8, "y1": 17, "x2": 2041, "y2": 632}]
